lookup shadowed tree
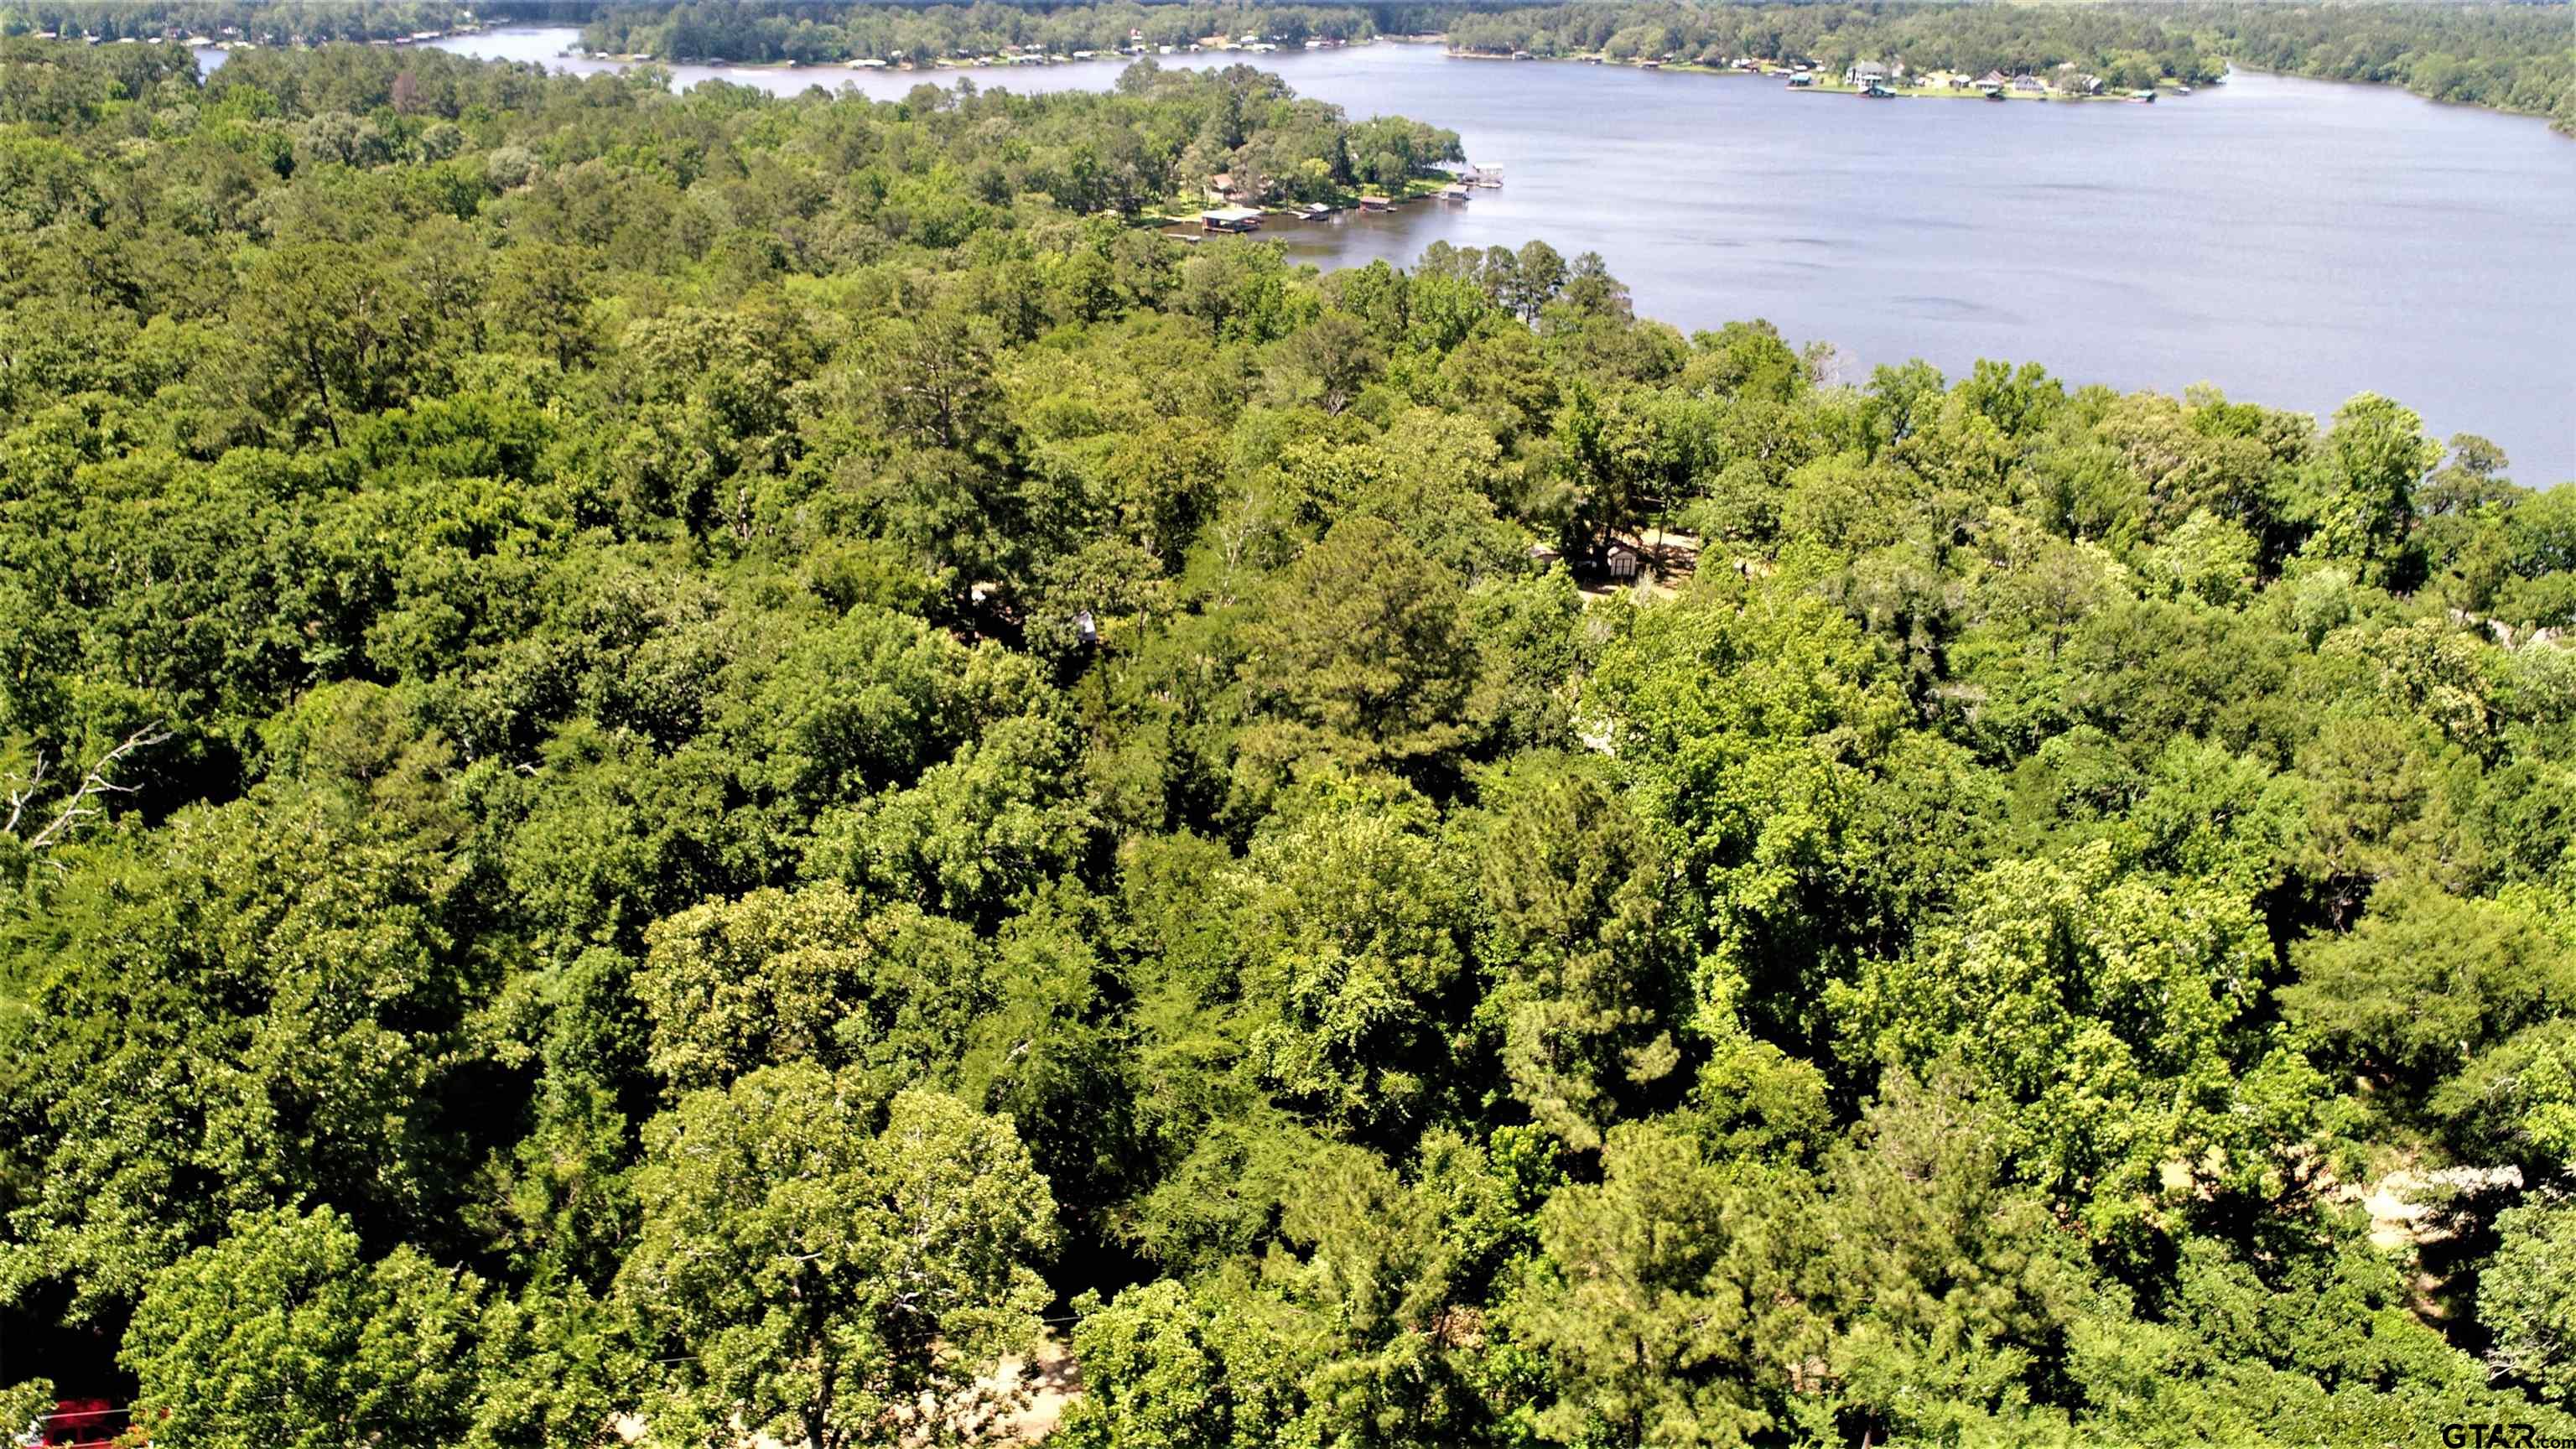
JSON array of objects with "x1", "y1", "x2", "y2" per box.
[{"x1": 1240, "y1": 516, "x2": 1485, "y2": 770}]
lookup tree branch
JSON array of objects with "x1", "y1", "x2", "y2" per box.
[{"x1": 8, "y1": 722, "x2": 170, "y2": 868}]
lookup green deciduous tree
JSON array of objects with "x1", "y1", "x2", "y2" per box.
[
  {"x1": 1831, "y1": 843, "x2": 2324, "y2": 1244},
  {"x1": 635, "y1": 883, "x2": 986, "y2": 1095},
  {"x1": 0, "y1": 785, "x2": 484, "y2": 1321},
  {"x1": 2302, "y1": 392, "x2": 2441, "y2": 584},
  {"x1": 1582, "y1": 578, "x2": 1909, "y2": 1038},
  {"x1": 2483, "y1": 1197, "x2": 2576, "y2": 1408},
  {"x1": 1230, "y1": 802, "x2": 1472, "y2": 1138},
  {"x1": 122, "y1": 1206, "x2": 483, "y2": 1449},
  {"x1": 620, "y1": 1067, "x2": 1057, "y2": 1449}
]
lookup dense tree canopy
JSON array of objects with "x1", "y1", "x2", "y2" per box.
[{"x1": 1, "y1": 28, "x2": 2571, "y2": 1449}]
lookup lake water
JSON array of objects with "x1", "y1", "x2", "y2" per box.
[{"x1": 205, "y1": 29, "x2": 2575, "y2": 480}]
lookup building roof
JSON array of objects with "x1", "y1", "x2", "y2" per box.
[{"x1": 1201, "y1": 205, "x2": 1264, "y2": 222}]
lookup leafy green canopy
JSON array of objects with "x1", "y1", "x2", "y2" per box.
[{"x1": 0, "y1": 32, "x2": 2571, "y2": 1449}]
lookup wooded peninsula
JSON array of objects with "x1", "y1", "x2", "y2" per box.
[{"x1": 2, "y1": 21, "x2": 2573, "y2": 1449}]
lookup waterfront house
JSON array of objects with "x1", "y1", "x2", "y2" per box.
[
  {"x1": 1358, "y1": 194, "x2": 1394, "y2": 211},
  {"x1": 1976, "y1": 70, "x2": 2009, "y2": 89},
  {"x1": 1846, "y1": 60, "x2": 1891, "y2": 86},
  {"x1": 2009, "y1": 74, "x2": 2047, "y2": 94},
  {"x1": 1200, "y1": 205, "x2": 1265, "y2": 232}
]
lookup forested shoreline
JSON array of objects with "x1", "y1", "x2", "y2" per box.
[
  {"x1": 2, "y1": 0, "x2": 499, "y2": 45},
  {"x1": 574, "y1": 1, "x2": 1382, "y2": 65},
  {"x1": 3, "y1": 30, "x2": 2575, "y2": 1449},
  {"x1": 1437, "y1": 1, "x2": 2573, "y2": 128}
]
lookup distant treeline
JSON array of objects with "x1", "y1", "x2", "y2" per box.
[
  {"x1": 1438, "y1": 2, "x2": 2226, "y2": 86},
  {"x1": 1431, "y1": 2, "x2": 2572, "y2": 131},
  {"x1": 573, "y1": 1, "x2": 1379, "y2": 65},
  {"x1": 0, "y1": 1, "x2": 499, "y2": 45}
]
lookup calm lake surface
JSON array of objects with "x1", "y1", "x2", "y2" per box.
[{"x1": 206, "y1": 29, "x2": 2576, "y2": 480}]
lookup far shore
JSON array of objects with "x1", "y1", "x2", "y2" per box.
[
  {"x1": 1444, "y1": 44, "x2": 2198, "y2": 103},
  {"x1": 408, "y1": 26, "x2": 2184, "y2": 115}
]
